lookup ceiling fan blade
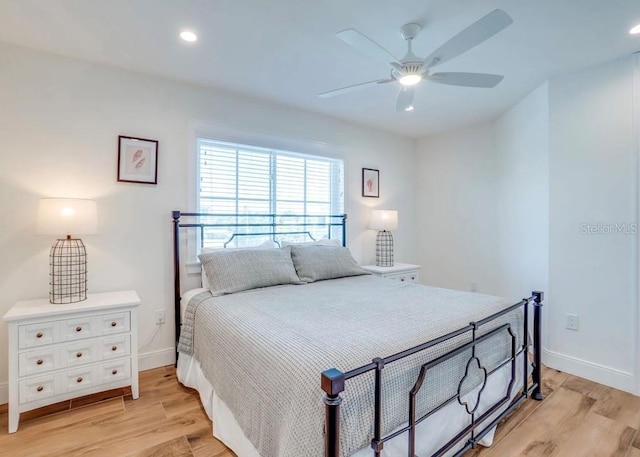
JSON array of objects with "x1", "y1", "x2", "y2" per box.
[
  {"x1": 318, "y1": 79, "x2": 393, "y2": 98},
  {"x1": 427, "y1": 72, "x2": 504, "y2": 88},
  {"x1": 337, "y1": 29, "x2": 400, "y2": 67},
  {"x1": 423, "y1": 9, "x2": 513, "y2": 69},
  {"x1": 396, "y1": 87, "x2": 415, "y2": 111}
]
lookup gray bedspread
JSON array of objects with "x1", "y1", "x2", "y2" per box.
[{"x1": 178, "y1": 275, "x2": 523, "y2": 457}]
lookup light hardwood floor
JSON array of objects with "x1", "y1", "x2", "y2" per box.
[{"x1": 1, "y1": 365, "x2": 639, "y2": 457}]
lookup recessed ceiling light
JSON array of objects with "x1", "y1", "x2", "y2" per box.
[
  {"x1": 180, "y1": 31, "x2": 198, "y2": 42},
  {"x1": 630, "y1": 23, "x2": 640, "y2": 35}
]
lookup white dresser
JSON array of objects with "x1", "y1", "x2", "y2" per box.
[
  {"x1": 3, "y1": 290, "x2": 140, "y2": 433},
  {"x1": 361, "y1": 263, "x2": 421, "y2": 283}
]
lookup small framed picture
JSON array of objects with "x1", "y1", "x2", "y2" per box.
[
  {"x1": 118, "y1": 135, "x2": 158, "y2": 184},
  {"x1": 362, "y1": 168, "x2": 379, "y2": 198}
]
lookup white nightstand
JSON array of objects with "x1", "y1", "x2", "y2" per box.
[
  {"x1": 2, "y1": 290, "x2": 140, "y2": 433},
  {"x1": 362, "y1": 263, "x2": 421, "y2": 283}
]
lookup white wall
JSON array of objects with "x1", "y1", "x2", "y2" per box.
[
  {"x1": 416, "y1": 123, "x2": 503, "y2": 294},
  {"x1": 418, "y1": 54, "x2": 640, "y2": 394},
  {"x1": 0, "y1": 42, "x2": 418, "y2": 402},
  {"x1": 415, "y1": 84, "x2": 549, "y2": 303},
  {"x1": 547, "y1": 55, "x2": 637, "y2": 392},
  {"x1": 494, "y1": 83, "x2": 549, "y2": 303}
]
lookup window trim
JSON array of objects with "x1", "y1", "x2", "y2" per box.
[
  {"x1": 188, "y1": 121, "x2": 347, "y2": 208},
  {"x1": 186, "y1": 121, "x2": 349, "y2": 271}
]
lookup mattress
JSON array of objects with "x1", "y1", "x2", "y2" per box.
[{"x1": 178, "y1": 275, "x2": 527, "y2": 457}]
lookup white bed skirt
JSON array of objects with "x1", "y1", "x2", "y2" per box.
[{"x1": 177, "y1": 351, "x2": 528, "y2": 457}]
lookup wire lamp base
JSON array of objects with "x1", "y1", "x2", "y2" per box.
[
  {"x1": 49, "y1": 237, "x2": 88, "y2": 304},
  {"x1": 375, "y1": 230, "x2": 394, "y2": 267}
]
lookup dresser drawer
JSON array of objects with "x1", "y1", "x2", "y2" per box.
[
  {"x1": 100, "y1": 312, "x2": 130, "y2": 335},
  {"x1": 59, "y1": 366, "x2": 94, "y2": 393},
  {"x1": 61, "y1": 316, "x2": 95, "y2": 342},
  {"x1": 385, "y1": 271, "x2": 419, "y2": 283},
  {"x1": 19, "y1": 375, "x2": 55, "y2": 404},
  {"x1": 19, "y1": 322, "x2": 55, "y2": 349},
  {"x1": 361, "y1": 264, "x2": 421, "y2": 284},
  {"x1": 61, "y1": 340, "x2": 97, "y2": 368},
  {"x1": 99, "y1": 358, "x2": 131, "y2": 384},
  {"x1": 19, "y1": 348, "x2": 56, "y2": 377},
  {"x1": 101, "y1": 334, "x2": 130, "y2": 360}
]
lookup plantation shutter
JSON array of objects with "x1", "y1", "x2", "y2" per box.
[{"x1": 197, "y1": 138, "x2": 344, "y2": 247}]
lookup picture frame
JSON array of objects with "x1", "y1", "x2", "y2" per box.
[
  {"x1": 117, "y1": 135, "x2": 158, "y2": 184},
  {"x1": 362, "y1": 168, "x2": 379, "y2": 198}
]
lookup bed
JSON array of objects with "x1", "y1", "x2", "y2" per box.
[{"x1": 171, "y1": 211, "x2": 543, "y2": 457}]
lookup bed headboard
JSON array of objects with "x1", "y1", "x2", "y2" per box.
[{"x1": 171, "y1": 211, "x2": 347, "y2": 360}]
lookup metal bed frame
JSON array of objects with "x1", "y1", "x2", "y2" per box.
[
  {"x1": 321, "y1": 293, "x2": 543, "y2": 457},
  {"x1": 171, "y1": 211, "x2": 543, "y2": 457}
]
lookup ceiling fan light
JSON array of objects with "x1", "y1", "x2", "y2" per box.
[
  {"x1": 399, "y1": 74, "x2": 422, "y2": 86},
  {"x1": 630, "y1": 24, "x2": 640, "y2": 35},
  {"x1": 180, "y1": 31, "x2": 198, "y2": 42},
  {"x1": 404, "y1": 105, "x2": 414, "y2": 111}
]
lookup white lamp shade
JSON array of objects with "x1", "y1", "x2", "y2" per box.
[
  {"x1": 37, "y1": 198, "x2": 98, "y2": 236},
  {"x1": 369, "y1": 210, "x2": 398, "y2": 231}
]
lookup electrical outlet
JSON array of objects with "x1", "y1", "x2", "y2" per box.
[
  {"x1": 155, "y1": 310, "x2": 166, "y2": 325},
  {"x1": 565, "y1": 313, "x2": 579, "y2": 331},
  {"x1": 470, "y1": 281, "x2": 478, "y2": 292}
]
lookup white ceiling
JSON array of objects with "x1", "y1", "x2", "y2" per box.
[{"x1": 1, "y1": 0, "x2": 639, "y2": 138}]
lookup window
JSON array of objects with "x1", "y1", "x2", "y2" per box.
[{"x1": 197, "y1": 138, "x2": 344, "y2": 248}]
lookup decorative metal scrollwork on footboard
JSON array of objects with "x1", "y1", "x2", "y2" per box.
[{"x1": 321, "y1": 291, "x2": 544, "y2": 457}]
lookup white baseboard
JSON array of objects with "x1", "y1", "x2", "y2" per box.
[
  {"x1": 0, "y1": 382, "x2": 7, "y2": 405},
  {"x1": 138, "y1": 347, "x2": 176, "y2": 372},
  {"x1": 543, "y1": 348, "x2": 636, "y2": 394}
]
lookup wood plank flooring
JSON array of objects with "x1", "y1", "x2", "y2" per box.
[{"x1": 0, "y1": 365, "x2": 639, "y2": 456}]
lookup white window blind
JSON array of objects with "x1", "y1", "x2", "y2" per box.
[{"x1": 197, "y1": 138, "x2": 344, "y2": 248}]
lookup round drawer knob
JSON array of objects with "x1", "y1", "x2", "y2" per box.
[
  {"x1": 36, "y1": 332, "x2": 43, "y2": 339},
  {"x1": 76, "y1": 377, "x2": 83, "y2": 383},
  {"x1": 36, "y1": 359, "x2": 43, "y2": 365},
  {"x1": 111, "y1": 322, "x2": 117, "y2": 327},
  {"x1": 76, "y1": 352, "x2": 83, "y2": 358},
  {"x1": 112, "y1": 369, "x2": 118, "y2": 375},
  {"x1": 111, "y1": 346, "x2": 117, "y2": 351},
  {"x1": 411, "y1": 276, "x2": 415, "y2": 280},
  {"x1": 75, "y1": 326, "x2": 82, "y2": 332},
  {"x1": 36, "y1": 386, "x2": 44, "y2": 392},
  {"x1": 400, "y1": 278, "x2": 405, "y2": 281}
]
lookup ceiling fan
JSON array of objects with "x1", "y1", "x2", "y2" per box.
[{"x1": 318, "y1": 9, "x2": 513, "y2": 111}]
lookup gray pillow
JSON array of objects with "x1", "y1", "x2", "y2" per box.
[
  {"x1": 200, "y1": 241, "x2": 278, "y2": 289},
  {"x1": 199, "y1": 246, "x2": 301, "y2": 296},
  {"x1": 289, "y1": 245, "x2": 370, "y2": 283}
]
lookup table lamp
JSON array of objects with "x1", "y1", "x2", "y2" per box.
[
  {"x1": 369, "y1": 210, "x2": 398, "y2": 267},
  {"x1": 37, "y1": 198, "x2": 98, "y2": 304}
]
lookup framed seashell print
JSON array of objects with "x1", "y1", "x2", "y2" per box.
[
  {"x1": 362, "y1": 168, "x2": 379, "y2": 198},
  {"x1": 117, "y1": 135, "x2": 158, "y2": 184}
]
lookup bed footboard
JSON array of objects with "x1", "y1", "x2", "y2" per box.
[{"x1": 321, "y1": 291, "x2": 544, "y2": 457}]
